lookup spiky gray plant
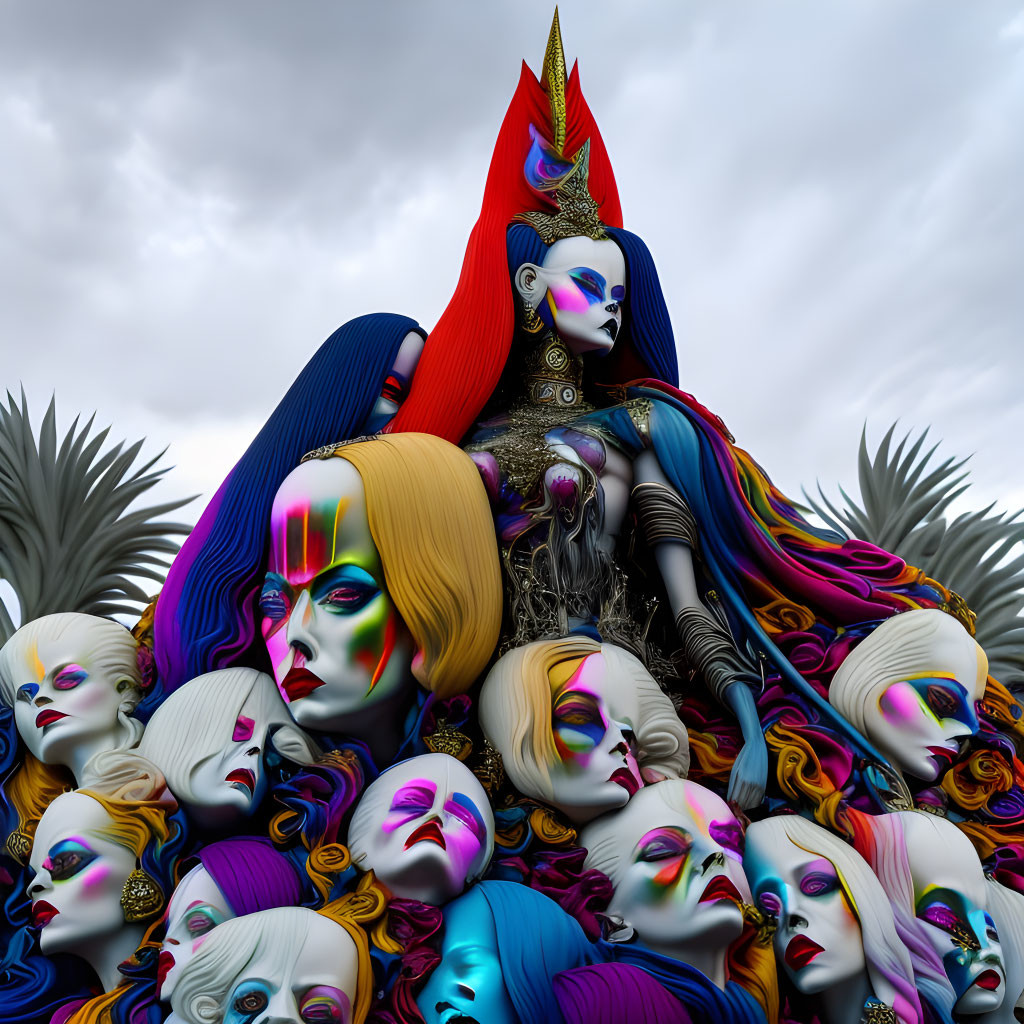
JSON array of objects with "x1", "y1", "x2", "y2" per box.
[
  {"x1": 807, "y1": 424, "x2": 1024, "y2": 687},
  {"x1": 0, "y1": 392, "x2": 193, "y2": 643}
]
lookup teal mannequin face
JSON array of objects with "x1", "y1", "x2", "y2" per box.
[{"x1": 416, "y1": 891, "x2": 517, "y2": 1024}]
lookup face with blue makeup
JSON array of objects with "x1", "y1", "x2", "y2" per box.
[
  {"x1": 515, "y1": 235, "x2": 626, "y2": 355},
  {"x1": 262, "y1": 457, "x2": 415, "y2": 733}
]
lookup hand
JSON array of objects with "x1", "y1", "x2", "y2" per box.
[{"x1": 726, "y1": 731, "x2": 768, "y2": 811}]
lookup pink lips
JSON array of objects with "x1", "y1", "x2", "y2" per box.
[
  {"x1": 35, "y1": 709, "x2": 68, "y2": 729},
  {"x1": 610, "y1": 767, "x2": 641, "y2": 796}
]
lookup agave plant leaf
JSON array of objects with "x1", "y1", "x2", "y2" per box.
[
  {"x1": 0, "y1": 392, "x2": 195, "y2": 644},
  {"x1": 807, "y1": 423, "x2": 1024, "y2": 687}
]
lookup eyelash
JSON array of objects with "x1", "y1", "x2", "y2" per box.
[
  {"x1": 48, "y1": 848, "x2": 97, "y2": 881},
  {"x1": 186, "y1": 912, "x2": 216, "y2": 936},
  {"x1": 925, "y1": 685, "x2": 960, "y2": 718},
  {"x1": 920, "y1": 903, "x2": 960, "y2": 932},
  {"x1": 758, "y1": 892, "x2": 783, "y2": 917},
  {"x1": 259, "y1": 581, "x2": 291, "y2": 623},
  {"x1": 799, "y1": 872, "x2": 839, "y2": 898},
  {"x1": 638, "y1": 837, "x2": 692, "y2": 862},
  {"x1": 318, "y1": 585, "x2": 378, "y2": 614},
  {"x1": 53, "y1": 671, "x2": 87, "y2": 690}
]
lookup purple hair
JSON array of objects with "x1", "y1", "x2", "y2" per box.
[
  {"x1": 194, "y1": 836, "x2": 302, "y2": 915},
  {"x1": 554, "y1": 963, "x2": 692, "y2": 1024}
]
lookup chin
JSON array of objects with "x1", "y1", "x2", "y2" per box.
[
  {"x1": 790, "y1": 957, "x2": 859, "y2": 996},
  {"x1": 955, "y1": 972, "x2": 1006, "y2": 1014}
]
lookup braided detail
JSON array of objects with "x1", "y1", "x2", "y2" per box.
[
  {"x1": 632, "y1": 481, "x2": 698, "y2": 548},
  {"x1": 675, "y1": 605, "x2": 756, "y2": 706}
]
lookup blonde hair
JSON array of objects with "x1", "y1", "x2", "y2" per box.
[
  {"x1": 3, "y1": 752, "x2": 73, "y2": 858},
  {"x1": 334, "y1": 433, "x2": 501, "y2": 698},
  {"x1": 748, "y1": 815, "x2": 922, "y2": 1024},
  {"x1": 829, "y1": 609, "x2": 987, "y2": 738},
  {"x1": 478, "y1": 637, "x2": 688, "y2": 803}
]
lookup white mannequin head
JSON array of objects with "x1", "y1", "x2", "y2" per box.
[
  {"x1": 514, "y1": 235, "x2": 626, "y2": 355},
  {"x1": 980, "y1": 878, "x2": 1024, "y2": 1024},
  {"x1": 0, "y1": 613, "x2": 143, "y2": 781},
  {"x1": 347, "y1": 752, "x2": 494, "y2": 906},
  {"x1": 744, "y1": 815, "x2": 919, "y2": 1023},
  {"x1": 829, "y1": 609, "x2": 987, "y2": 781},
  {"x1": 136, "y1": 667, "x2": 317, "y2": 828},
  {"x1": 172, "y1": 907, "x2": 367, "y2": 1024},
  {"x1": 581, "y1": 780, "x2": 748, "y2": 985},
  {"x1": 479, "y1": 638, "x2": 688, "y2": 824}
]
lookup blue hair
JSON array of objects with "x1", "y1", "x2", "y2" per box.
[
  {"x1": 505, "y1": 224, "x2": 678, "y2": 389},
  {"x1": 153, "y1": 313, "x2": 424, "y2": 697},
  {"x1": 470, "y1": 880, "x2": 597, "y2": 1024}
]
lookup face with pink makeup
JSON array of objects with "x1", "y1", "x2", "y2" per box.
[
  {"x1": 261, "y1": 457, "x2": 415, "y2": 733},
  {"x1": 514, "y1": 235, "x2": 626, "y2": 355},
  {"x1": 158, "y1": 863, "x2": 232, "y2": 1001},
  {"x1": 581, "y1": 781, "x2": 749, "y2": 979},
  {"x1": 27, "y1": 791, "x2": 138, "y2": 958},
  {"x1": 347, "y1": 753, "x2": 495, "y2": 906}
]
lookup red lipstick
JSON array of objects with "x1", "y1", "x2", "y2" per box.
[
  {"x1": 975, "y1": 970, "x2": 1002, "y2": 991},
  {"x1": 785, "y1": 934, "x2": 825, "y2": 971},
  {"x1": 610, "y1": 767, "x2": 641, "y2": 796},
  {"x1": 404, "y1": 821, "x2": 446, "y2": 850},
  {"x1": 698, "y1": 874, "x2": 743, "y2": 905},
  {"x1": 281, "y1": 667, "x2": 324, "y2": 701},
  {"x1": 32, "y1": 901, "x2": 59, "y2": 928},
  {"x1": 156, "y1": 950, "x2": 175, "y2": 990},
  {"x1": 35, "y1": 710, "x2": 68, "y2": 729}
]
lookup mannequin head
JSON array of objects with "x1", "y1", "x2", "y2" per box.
[
  {"x1": 158, "y1": 837, "x2": 303, "y2": 1002},
  {"x1": 347, "y1": 753, "x2": 494, "y2": 905},
  {"x1": 982, "y1": 878, "x2": 1024, "y2": 1024},
  {"x1": 0, "y1": 613, "x2": 143, "y2": 780},
  {"x1": 745, "y1": 815, "x2": 919, "y2": 1024},
  {"x1": 136, "y1": 667, "x2": 317, "y2": 828},
  {"x1": 829, "y1": 610, "x2": 986, "y2": 781},
  {"x1": 581, "y1": 780, "x2": 748, "y2": 982},
  {"x1": 479, "y1": 638, "x2": 688, "y2": 824},
  {"x1": 262, "y1": 434, "x2": 502, "y2": 734},
  {"x1": 416, "y1": 880, "x2": 594, "y2": 1024},
  {"x1": 172, "y1": 907, "x2": 370, "y2": 1024}
]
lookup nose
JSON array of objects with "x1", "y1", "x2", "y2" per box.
[
  {"x1": 28, "y1": 872, "x2": 52, "y2": 899},
  {"x1": 33, "y1": 695, "x2": 53, "y2": 707},
  {"x1": 261, "y1": 990, "x2": 300, "y2": 1024},
  {"x1": 604, "y1": 301, "x2": 619, "y2": 314},
  {"x1": 701, "y1": 851, "x2": 726, "y2": 873},
  {"x1": 285, "y1": 592, "x2": 318, "y2": 662}
]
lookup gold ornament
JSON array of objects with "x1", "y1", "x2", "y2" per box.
[
  {"x1": 540, "y1": 8, "x2": 567, "y2": 155},
  {"x1": 6, "y1": 830, "x2": 31, "y2": 864},
  {"x1": 423, "y1": 718, "x2": 472, "y2": 761},
  {"x1": 475, "y1": 740, "x2": 506, "y2": 796},
  {"x1": 516, "y1": 141, "x2": 606, "y2": 244},
  {"x1": 120, "y1": 868, "x2": 163, "y2": 923},
  {"x1": 860, "y1": 1002, "x2": 897, "y2": 1024}
]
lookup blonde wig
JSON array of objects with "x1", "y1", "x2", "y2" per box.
[
  {"x1": 829, "y1": 609, "x2": 987, "y2": 739},
  {"x1": 478, "y1": 637, "x2": 688, "y2": 804},
  {"x1": 334, "y1": 433, "x2": 501, "y2": 698},
  {"x1": 750, "y1": 814, "x2": 922, "y2": 1024},
  {"x1": 172, "y1": 906, "x2": 372, "y2": 1024}
]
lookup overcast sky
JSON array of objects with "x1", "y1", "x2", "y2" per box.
[{"x1": 3, "y1": 1, "x2": 1023, "y2": 542}]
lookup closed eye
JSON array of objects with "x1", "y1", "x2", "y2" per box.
[{"x1": 260, "y1": 574, "x2": 292, "y2": 624}]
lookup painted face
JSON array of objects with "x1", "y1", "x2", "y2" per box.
[
  {"x1": 27, "y1": 792, "x2": 137, "y2": 957},
  {"x1": 159, "y1": 864, "x2": 233, "y2": 1001},
  {"x1": 583, "y1": 781, "x2": 749, "y2": 958},
  {"x1": 10, "y1": 619, "x2": 137, "y2": 773},
  {"x1": 902, "y1": 813, "x2": 1005, "y2": 1015},
  {"x1": 361, "y1": 330, "x2": 424, "y2": 434},
  {"x1": 262, "y1": 457, "x2": 415, "y2": 733},
  {"x1": 744, "y1": 825, "x2": 866, "y2": 995},
  {"x1": 416, "y1": 892, "x2": 517, "y2": 1024},
  {"x1": 185, "y1": 692, "x2": 273, "y2": 826},
  {"x1": 525, "y1": 236, "x2": 626, "y2": 356},
  {"x1": 547, "y1": 651, "x2": 643, "y2": 824},
  {"x1": 348, "y1": 753, "x2": 494, "y2": 906},
  {"x1": 221, "y1": 914, "x2": 358, "y2": 1024}
]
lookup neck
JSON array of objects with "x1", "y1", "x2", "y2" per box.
[
  {"x1": 521, "y1": 328, "x2": 585, "y2": 409},
  {"x1": 820, "y1": 971, "x2": 873, "y2": 1024},
  {"x1": 648, "y1": 939, "x2": 728, "y2": 990},
  {"x1": 77, "y1": 922, "x2": 145, "y2": 992},
  {"x1": 337, "y1": 688, "x2": 411, "y2": 768},
  {"x1": 67, "y1": 727, "x2": 131, "y2": 784}
]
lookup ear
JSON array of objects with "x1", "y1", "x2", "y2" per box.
[{"x1": 515, "y1": 262, "x2": 544, "y2": 306}]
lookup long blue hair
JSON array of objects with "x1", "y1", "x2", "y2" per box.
[{"x1": 153, "y1": 313, "x2": 423, "y2": 697}]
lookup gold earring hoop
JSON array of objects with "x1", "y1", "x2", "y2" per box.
[{"x1": 121, "y1": 868, "x2": 163, "y2": 923}]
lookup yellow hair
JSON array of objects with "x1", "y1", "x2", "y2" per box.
[
  {"x1": 335, "y1": 433, "x2": 502, "y2": 698},
  {"x1": 79, "y1": 788, "x2": 172, "y2": 858},
  {"x1": 4, "y1": 753, "x2": 73, "y2": 859},
  {"x1": 729, "y1": 913, "x2": 780, "y2": 1024}
]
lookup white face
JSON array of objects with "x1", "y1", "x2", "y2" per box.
[
  {"x1": 220, "y1": 915, "x2": 359, "y2": 1024},
  {"x1": 183, "y1": 690, "x2": 276, "y2": 826},
  {"x1": 744, "y1": 824, "x2": 866, "y2": 995},
  {"x1": 158, "y1": 865, "x2": 233, "y2": 1001},
  {"x1": 10, "y1": 619, "x2": 137, "y2": 771},
  {"x1": 262, "y1": 458, "x2": 415, "y2": 733},
  {"x1": 902, "y1": 814, "x2": 1006, "y2": 1015},
  {"x1": 585, "y1": 781, "x2": 749, "y2": 958},
  {"x1": 516, "y1": 236, "x2": 626, "y2": 356},
  {"x1": 362, "y1": 330, "x2": 424, "y2": 434},
  {"x1": 544, "y1": 651, "x2": 643, "y2": 824},
  {"x1": 349, "y1": 753, "x2": 493, "y2": 906},
  {"x1": 27, "y1": 791, "x2": 138, "y2": 956}
]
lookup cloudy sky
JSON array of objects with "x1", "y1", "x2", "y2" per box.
[{"x1": 3, "y1": 0, "x2": 1023, "y2": 541}]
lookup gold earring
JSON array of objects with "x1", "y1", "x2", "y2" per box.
[
  {"x1": 121, "y1": 868, "x2": 163, "y2": 922},
  {"x1": 520, "y1": 300, "x2": 544, "y2": 334}
]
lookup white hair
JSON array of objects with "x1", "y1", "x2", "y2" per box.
[
  {"x1": 829, "y1": 609, "x2": 986, "y2": 737},
  {"x1": 748, "y1": 815, "x2": 922, "y2": 1024},
  {"x1": 478, "y1": 638, "x2": 688, "y2": 804}
]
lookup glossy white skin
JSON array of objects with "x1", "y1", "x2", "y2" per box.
[
  {"x1": 515, "y1": 236, "x2": 626, "y2": 355},
  {"x1": 901, "y1": 812, "x2": 1006, "y2": 1016},
  {"x1": 581, "y1": 780, "x2": 748, "y2": 988},
  {"x1": 159, "y1": 865, "x2": 233, "y2": 1002},
  {"x1": 348, "y1": 753, "x2": 494, "y2": 906},
  {"x1": 28, "y1": 791, "x2": 144, "y2": 991},
  {"x1": 8, "y1": 617, "x2": 139, "y2": 781},
  {"x1": 744, "y1": 823, "x2": 866, "y2": 996},
  {"x1": 264, "y1": 458, "x2": 415, "y2": 732},
  {"x1": 173, "y1": 910, "x2": 359, "y2": 1024},
  {"x1": 363, "y1": 330, "x2": 424, "y2": 431}
]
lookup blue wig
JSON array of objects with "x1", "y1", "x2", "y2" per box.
[
  {"x1": 469, "y1": 880, "x2": 597, "y2": 1024},
  {"x1": 505, "y1": 224, "x2": 678, "y2": 389},
  {"x1": 153, "y1": 313, "x2": 424, "y2": 696}
]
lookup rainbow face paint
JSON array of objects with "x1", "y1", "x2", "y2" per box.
[{"x1": 261, "y1": 457, "x2": 415, "y2": 733}]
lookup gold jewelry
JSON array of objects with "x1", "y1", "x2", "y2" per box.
[
  {"x1": 860, "y1": 1002, "x2": 897, "y2": 1024},
  {"x1": 523, "y1": 332, "x2": 584, "y2": 409},
  {"x1": 120, "y1": 868, "x2": 163, "y2": 923},
  {"x1": 474, "y1": 740, "x2": 505, "y2": 796},
  {"x1": 423, "y1": 717, "x2": 472, "y2": 761},
  {"x1": 6, "y1": 830, "x2": 31, "y2": 864}
]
